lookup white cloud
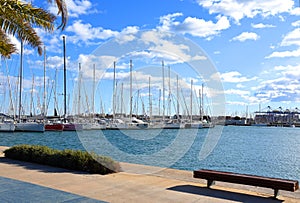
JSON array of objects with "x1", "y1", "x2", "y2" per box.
[
  {"x1": 225, "y1": 89, "x2": 250, "y2": 96},
  {"x1": 280, "y1": 28, "x2": 300, "y2": 46},
  {"x1": 231, "y1": 32, "x2": 259, "y2": 42},
  {"x1": 274, "y1": 64, "x2": 300, "y2": 79},
  {"x1": 266, "y1": 48, "x2": 300, "y2": 58},
  {"x1": 290, "y1": 7, "x2": 300, "y2": 16},
  {"x1": 226, "y1": 101, "x2": 249, "y2": 106},
  {"x1": 158, "y1": 13, "x2": 183, "y2": 32},
  {"x1": 220, "y1": 71, "x2": 257, "y2": 83},
  {"x1": 66, "y1": 0, "x2": 94, "y2": 17},
  {"x1": 158, "y1": 13, "x2": 230, "y2": 38},
  {"x1": 291, "y1": 20, "x2": 300, "y2": 27},
  {"x1": 253, "y1": 64, "x2": 300, "y2": 102},
  {"x1": 251, "y1": 23, "x2": 275, "y2": 29},
  {"x1": 46, "y1": 56, "x2": 64, "y2": 69},
  {"x1": 115, "y1": 26, "x2": 140, "y2": 44},
  {"x1": 77, "y1": 54, "x2": 118, "y2": 79},
  {"x1": 266, "y1": 28, "x2": 300, "y2": 59},
  {"x1": 236, "y1": 84, "x2": 245, "y2": 88},
  {"x1": 66, "y1": 21, "x2": 141, "y2": 45},
  {"x1": 138, "y1": 30, "x2": 207, "y2": 64},
  {"x1": 66, "y1": 20, "x2": 119, "y2": 44},
  {"x1": 197, "y1": 0, "x2": 294, "y2": 23}
]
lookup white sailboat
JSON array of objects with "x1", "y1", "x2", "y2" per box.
[
  {"x1": 15, "y1": 122, "x2": 45, "y2": 132},
  {"x1": 15, "y1": 41, "x2": 45, "y2": 132},
  {"x1": 0, "y1": 114, "x2": 15, "y2": 132},
  {"x1": 184, "y1": 80, "x2": 203, "y2": 129}
]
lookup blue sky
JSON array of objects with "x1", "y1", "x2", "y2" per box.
[{"x1": 2, "y1": 0, "x2": 300, "y2": 117}]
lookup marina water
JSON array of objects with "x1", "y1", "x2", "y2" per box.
[{"x1": 0, "y1": 125, "x2": 299, "y2": 181}]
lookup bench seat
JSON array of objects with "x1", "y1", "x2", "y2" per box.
[{"x1": 193, "y1": 169, "x2": 299, "y2": 198}]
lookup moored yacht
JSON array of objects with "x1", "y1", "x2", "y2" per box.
[
  {"x1": 0, "y1": 114, "x2": 15, "y2": 132},
  {"x1": 0, "y1": 122, "x2": 15, "y2": 132},
  {"x1": 15, "y1": 122, "x2": 45, "y2": 132},
  {"x1": 45, "y1": 122, "x2": 64, "y2": 131},
  {"x1": 162, "y1": 119, "x2": 185, "y2": 129},
  {"x1": 63, "y1": 122, "x2": 83, "y2": 131}
]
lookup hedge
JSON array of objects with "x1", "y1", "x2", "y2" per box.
[{"x1": 4, "y1": 145, "x2": 121, "y2": 174}]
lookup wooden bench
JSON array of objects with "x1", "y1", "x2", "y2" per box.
[{"x1": 193, "y1": 169, "x2": 299, "y2": 198}]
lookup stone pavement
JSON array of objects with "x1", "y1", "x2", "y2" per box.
[{"x1": 0, "y1": 146, "x2": 299, "y2": 203}]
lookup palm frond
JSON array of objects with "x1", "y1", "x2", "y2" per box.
[
  {"x1": 0, "y1": 0, "x2": 55, "y2": 31},
  {"x1": 48, "y1": 0, "x2": 68, "y2": 30},
  {"x1": 0, "y1": 29, "x2": 17, "y2": 58},
  {"x1": 0, "y1": 0, "x2": 55, "y2": 57},
  {"x1": 0, "y1": 0, "x2": 68, "y2": 57}
]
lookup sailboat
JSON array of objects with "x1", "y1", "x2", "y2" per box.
[
  {"x1": 38, "y1": 46, "x2": 64, "y2": 131},
  {"x1": 0, "y1": 61, "x2": 15, "y2": 132},
  {"x1": 14, "y1": 41, "x2": 45, "y2": 132},
  {"x1": 184, "y1": 80, "x2": 203, "y2": 129},
  {"x1": 60, "y1": 36, "x2": 82, "y2": 131},
  {"x1": 161, "y1": 67, "x2": 184, "y2": 129},
  {"x1": 0, "y1": 113, "x2": 15, "y2": 132}
]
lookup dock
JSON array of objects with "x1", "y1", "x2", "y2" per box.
[{"x1": 0, "y1": 146, "x2": 300, "y2": 202}]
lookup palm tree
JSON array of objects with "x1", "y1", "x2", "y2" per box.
[{"x1": 0, "y1": 0, "x2": 68, "y2": 58}]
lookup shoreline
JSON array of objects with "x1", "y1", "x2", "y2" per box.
[{"x1": 1, "y1": 145, "x2": 300, "y2": 202}]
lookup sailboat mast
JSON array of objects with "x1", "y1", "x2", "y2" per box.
[
  {"x1": 149, "y1": 77, "x2": 152, "y2": 122},
  {"x1": 30, "y1": 75, "x2": 34, "y2": 116},
  {"x1": 92, "y1": 64, "x2": 95, "y2": 116},
  {"x1": 18, "y1": 40, "x2": 23, "y2": 121},
  {"x1": 162, "y1": 61, "x2": 165, "y2": 121},
  {"x1": 176, "y1": 75, "x2": 179, "y2": 118},
  {"x1": 112, "y1": 61, "x2": 116, "y2": 119},
  {"x1": 43, "y1": 46, "x2": 46, "y2": 117},
  {"x1": 5, "y1": 60, "x2": 15, "y2": 117},
  {"x1": 130, "y1": 60, "x2": 133, "y2": 120},
  {"x1": 63, "y1": 36, "x2": 67, "y2": 118},
  {"x1": 199, "y1": 88, "x2": 202, "y2": 121},
  {"x1": 159, "y1": 89, "x2": 161, "y2": 117},
  {"x1": 190, "y1": 79, "x2": 193, "y2": 123},
  {"x1": 201, "y1": 83, "x2": 204, "y2": 121},
  {"x1": 168, "y1": 66, "x2": 171, "y2": 118},
  {"x1": 121, "y1": 83, "x2": 123, "y2": 116},
  {"x1": 54, "y1": 68, "x2": 58, "y2": 116},
  {"x1": 78, "y1": 63, "x2": 81, "y2": 115}
]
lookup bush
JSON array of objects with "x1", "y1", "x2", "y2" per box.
[{"x1": 4, "y1": 145, "x2": 121, "y2": 174}]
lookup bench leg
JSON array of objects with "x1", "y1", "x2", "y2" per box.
[
  {"x1": 274, "y1": 189, "x2": 279, "y2": 199},
  {"x1": 207, "y1": 180, "x2": 215, "y2": 188}
]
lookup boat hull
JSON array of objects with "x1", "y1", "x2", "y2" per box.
[
  {"x1": 63, "y1": 123, "x2": 83, "y2": 131},
  {"x1": 15, "y1": 123, "x2": 45, "y2": 132},
  {"x1": 45, "y1": 123, "x2": 64, "y2": 131},
  {"x1": 0, "y1": 123, "x2": 15, "y2": 132},
  {"x1": 185, "y1": 123, "x2": 203, "y2": 129}
]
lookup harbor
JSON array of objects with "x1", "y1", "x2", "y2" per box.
[
  {"x1": 1, "y1": 125, "x2": 299, "y2": 182},
  {"x1": 1, "y1": 124, "x2": 300, "y2": 202}
]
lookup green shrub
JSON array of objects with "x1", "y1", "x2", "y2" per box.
[{"x1": 4, "y1": 145, "x2": 121, "y2": 174}]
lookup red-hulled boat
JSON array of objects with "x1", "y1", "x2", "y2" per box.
[{"x1": 45, "y1": 123, "x2": 64, "y2": 131}]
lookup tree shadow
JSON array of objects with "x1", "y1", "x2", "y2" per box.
[
  {"x1": 167, "y1": 185, "x2": 284, "y2": 203},
  {"x1": 0, "y1": 157, "x2": 89, "y2": 174}
]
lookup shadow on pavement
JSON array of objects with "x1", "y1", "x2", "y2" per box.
[
  {"x1": 0, "y1": 157, "x2": 88, "y2": 174},
  {"x1": 167, "y1": 185, "x2": 283, "y2": 203}
]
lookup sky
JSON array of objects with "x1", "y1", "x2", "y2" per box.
[{"x1": 2, "y1": 0, "x2": 300, "y2": 118}]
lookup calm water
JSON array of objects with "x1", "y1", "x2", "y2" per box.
[{"x1": 0, "y1": 125, "x2": 300, "y2": 181}]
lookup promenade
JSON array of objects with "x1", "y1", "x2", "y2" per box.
[{"x1": 0, "y1": 146, "x2": 299, "y2": 203}]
